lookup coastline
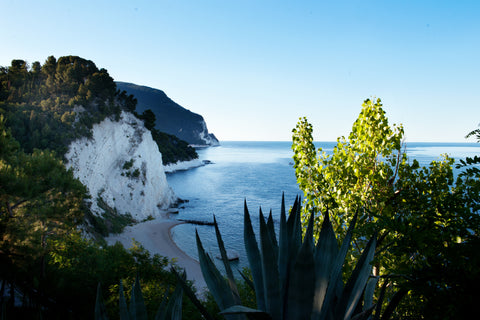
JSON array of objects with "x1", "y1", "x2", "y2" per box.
[
  {"x1": 164, "y1": 158, "x2": 205, "y2": 173},
  {"x1": 105, "y1": 157, "x2": 212, "y2": 292},
  {"x1": 105, "y1": 216, "x2": 206, "y2": 291}
]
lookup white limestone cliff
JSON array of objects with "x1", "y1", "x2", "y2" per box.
[{"x1": 65, "y1": 111, "x2": 176, "y2": 220}]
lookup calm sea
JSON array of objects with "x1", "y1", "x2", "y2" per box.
[{"x1": 167, "y1": 141, "x2": 480, "y2": 272}]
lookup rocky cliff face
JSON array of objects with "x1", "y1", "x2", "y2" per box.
[
  {"x1": 196, "y1": 119, "x2": 220, "y2": 147},
  {"x1": 65, "y1": 111, "x2": 176, "y2": 220},
  {"x1": 115, "y1": 82, "x2": 220, "y2": 146}
]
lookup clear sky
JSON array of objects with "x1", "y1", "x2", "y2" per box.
[{"x1": 1, "y1": 0, "x2": 479, "y2": 142}]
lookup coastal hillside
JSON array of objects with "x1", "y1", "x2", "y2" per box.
[
  {"x1": 0, "y1": 56, "x2": 209, "y2": 318},
  {"x1": 116, "y1": 81, "x2": 219, "y2": 146},
  {"x1": 0, "y1": 56, "x2": 196, "y2": 225},
  {"x1": 0, "y1": 56, "x2": 197, "y2": 165}
]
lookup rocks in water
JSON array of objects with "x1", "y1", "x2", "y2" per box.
[{"x1": 168, "y1": 198, "x2": 189, "y2": 213}]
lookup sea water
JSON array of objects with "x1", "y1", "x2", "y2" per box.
[{"x1": 167, "y1": 141, "x2": 480, "y2": 272}]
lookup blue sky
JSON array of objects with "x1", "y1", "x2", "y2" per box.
[{"x1": 1, "y1": 0, "x2": 479, "y2": 142}]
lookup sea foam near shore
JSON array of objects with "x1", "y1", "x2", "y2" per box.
[{"x1": 164, "y1": 158, "x2": 205, "y2": 173}]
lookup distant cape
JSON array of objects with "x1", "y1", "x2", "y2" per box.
[{"x1": 116, "y1": 82, "x2": 219, "y2": 146}]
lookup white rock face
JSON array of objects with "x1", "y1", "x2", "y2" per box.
[
  {"x1": 198, "y1": 120, "x2": 220, "y2": 146},
  {"x1": 65, "y1": 111, "x2": 176, "y2": 220}
]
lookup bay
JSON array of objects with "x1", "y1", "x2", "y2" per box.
[{"x1": 167, "y1": 141, "x2": 480, "y2": 272}]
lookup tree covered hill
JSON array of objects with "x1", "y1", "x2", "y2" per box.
[
  {"x1": 0, "y1": 56, "x2": 197, "y2": 164},
  {"x1": 116, "y1": 81, "x2": 219, "y2": 146}
]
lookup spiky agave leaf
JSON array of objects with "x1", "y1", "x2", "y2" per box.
[
  {"x1": 119, "y1": 280, "x2": 130, "y2": 320},
  {"x1": 350, "y1": 305, "x2": 376, "y2": 320},
  {"x1": 286, "y1": 196, "x2": 302, "y2": 248},
  {"x1": 196, "y1": 229, "x2": 239, "y2": 314},
  {"x1": 220, "y1": 305, "x2": 272, "y2": 319},
  {"x1": 286, "y1": 196, "x2": 303, "y2": 271},
  {"x1": 164, "y1": 282, "x2": 183, "y2": 320},
  {"x1": 238, "y1": 268, "x2": 255, "y2": 292},
  {"x1": 372, "y1": 278, "x2": 389, "y2": 320},
  {"x1": 193, "y1": 196, "x2": 394, "y2": 320},
  {"x1": 285, "y1": 209, "x2": 316, "y2": 319},
  {"x1": 266, "y1": 209, "x2": 278, "y2": 255},
  {"x1": 154, "y1": 285, "x2": 170, "y2": 320},
  {"x1": 319, "y1": 212, "x2": 359, "y2": 320},
  {"x1": 312, "y1": 210, "x2": 339, "y2": 320},
  {"x1": 258, "y1": 208, "x2": 281, "y2": 319},
  {"x1": 95, "y1": 283, "x2": 109, "y2": 320},
  {"x1": 130, "y1": 274, "x2": 148, "y2": 320},
  {"x1": 213, "y1": 215, "x2": 241, "y2": 304},
  {"x1": 363, "y1": 276, "x2": 379, "y2": 312},
  {"x1": 277, "y1": 194, "x2": 289, "y2": 315},
  {"x1": 335, "y1": 233, "x2": 376, "y2": 319},
  {"x1": 171, "y1": 267, "x2": 216, "y2": 320},
  {"x1": 376, "y1": 287, "x2": 408, "y2": 320},
  {"x1": 244, "y1": 201, "x2": 266, "y2": 311}
]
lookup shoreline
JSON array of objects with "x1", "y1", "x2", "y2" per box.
[
  {"x1": 105, "y1": 216, "x2": 206, "y2": 291},
  {"x1": 164, "y1": 158, "x2": 204, "y2": 173},
  {"x1": 104, "y1": 156, "x2": 213, "y2": 292}
]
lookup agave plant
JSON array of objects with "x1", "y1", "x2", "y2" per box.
[
  {"x1": 95, "y1": 272, "x2": 185, "y2": 320},
  {"x1": 193, "y1": 195, "x2": 392, "y2": 320}
]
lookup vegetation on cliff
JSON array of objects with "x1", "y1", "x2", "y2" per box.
[
  {"x1": 0, "y1": 56, "x2": 197, "y2": 164},
  {"x1": 0, "y1": 98, "x2": 204, "y2": 319}
]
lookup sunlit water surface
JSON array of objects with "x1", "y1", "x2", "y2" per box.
[{"x1": 167, "y1": 141, "x2": 480, "y2": 273}]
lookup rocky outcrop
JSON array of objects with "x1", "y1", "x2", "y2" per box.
[
  {"x1": 196, "y1": 119, "x2": 220, "y2": 147},
  {"x1": 115, "y1": 82, "x2": 219, "y2": 146},
  {"x1": 65, "y1": 111, "x2": 176, "y2": 220}
]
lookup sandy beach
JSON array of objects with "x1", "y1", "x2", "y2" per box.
[{"x1": 105, "y1": 217, "x2": 206, "y2": 291}]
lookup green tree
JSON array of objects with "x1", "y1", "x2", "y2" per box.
[
  {"x1": 140, "y1": 109, "x2": 156, "y2": 130},
  {"x1": 292, "y1": 98, "x2": 404, "y2": 238},
  {"x1": 456, "y1": 124, "x2": 480, "y2": 179},
  {"x1": 291, "y1": 98, "x2": 480, "y2": 318},
  {"x1": 0, "y1": 116, "x2": 87, "y2": 312},
  {"x1": 1, "y1": 55, "x2": 197, "y2": 165}
]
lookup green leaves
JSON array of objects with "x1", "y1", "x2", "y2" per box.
[
  {"x1": 291, "y1": 98, "x2": 480, "y2": 317},
  {"x1": 292, "y1": 99, "x2": 405, "y2": 239}
]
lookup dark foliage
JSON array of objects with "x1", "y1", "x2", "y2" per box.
[
  {"x1": 0, "y1": 56, "x2": 197, "y2": 164},
  {"x1": 0, "y1": 119, "x2": 205, "y2": 319},
  {"x1": 137, "y1": 109, "x2": 198, "y2": 165},
  {"x1": 0, "y1": 56, "x2": 206, "y2": 318}
]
